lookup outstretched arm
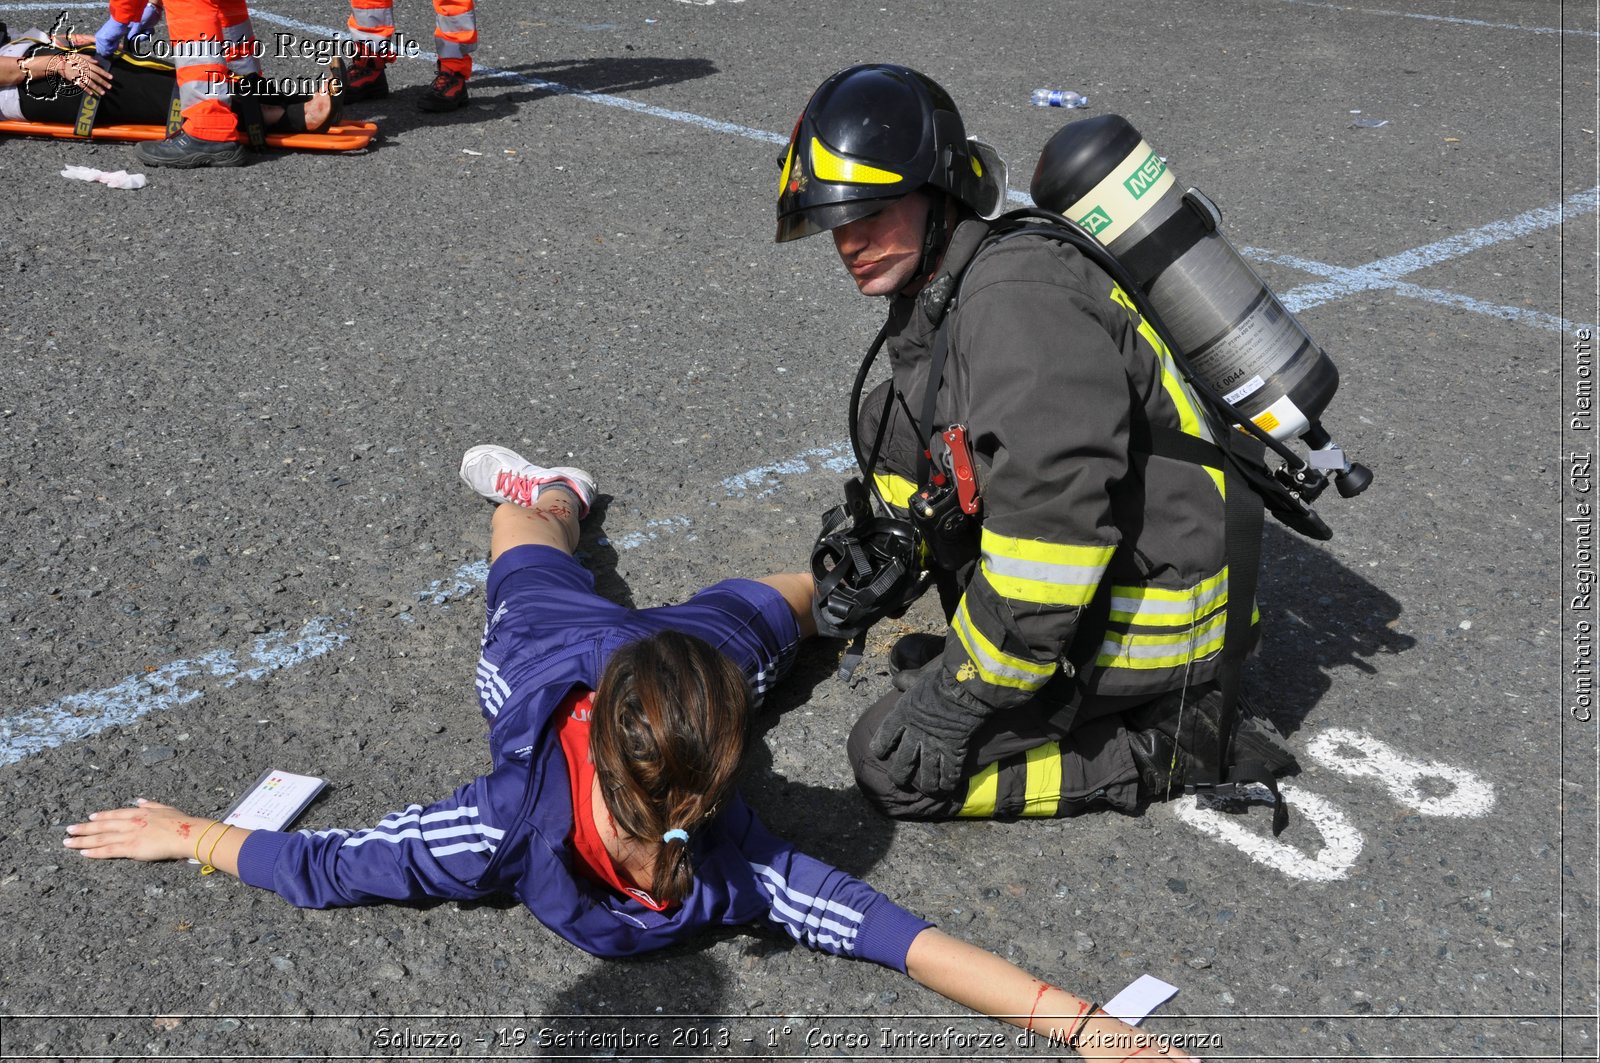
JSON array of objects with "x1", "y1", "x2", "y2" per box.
[
  {"x1": 64, "y1": 799, "x2": 249, "y2": 876},
  {"x1": 906, "y1": 928, "x2": 1200, "y2": 1062}
]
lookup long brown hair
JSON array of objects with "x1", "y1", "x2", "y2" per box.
[{"x1": 589, "y1": 631, "x2": 750, "y2": 904}]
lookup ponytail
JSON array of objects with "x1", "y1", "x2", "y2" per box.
[{"x1": 590, "y1": 631, "x2": 750, "y2": 905}]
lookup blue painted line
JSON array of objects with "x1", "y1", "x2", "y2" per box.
[
  {"x1": 719, "y1": 442, "x2": 855, "y2": 498},
  {"x1": 1278, "y1": 0, "x2": 1600, "y2": 38},
  {"x1": 0, "y1": 620, "x2": 347, "y2": 768},
  {"x1": 1, "y1": 443, "x2": 852, "y2": 766},
  {"x1": 416, "y1": 560, "x2": 491, "y2": 606}
]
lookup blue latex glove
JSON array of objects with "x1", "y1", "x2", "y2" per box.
[
  {"x1": 125, "y1": 3, "x2": 160, "y2": 46},
  {"x1": 93, "y1": 16, "x2": 129, "y2": 56}
]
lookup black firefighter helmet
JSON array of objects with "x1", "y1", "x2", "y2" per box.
[{"x1": 775, "y1": 63, "x2": 1007, "y2": 243}]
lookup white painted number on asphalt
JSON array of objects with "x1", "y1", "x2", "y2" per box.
[
  {"x1": 1306, "y1": 727, "x2": 1496, "y2": 817},
  {"x1": 1172, "y1": 783, "x2": 1364, "y2": 883},
  {"x1": 1171, "y1": 729, "x2": 1495, "y2": 881}
]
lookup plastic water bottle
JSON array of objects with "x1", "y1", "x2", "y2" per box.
[{"x1": 1031, "y1": 88, "x2": 1088, "y2": 109}]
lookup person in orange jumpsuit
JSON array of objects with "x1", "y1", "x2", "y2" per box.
[{"x1": 342, "y1": 0, "x2": 474, "y2": 112}]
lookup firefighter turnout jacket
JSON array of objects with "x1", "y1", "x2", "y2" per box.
[{"x1": 867, "y1": 219, "x2": 1254, "y2": 724}]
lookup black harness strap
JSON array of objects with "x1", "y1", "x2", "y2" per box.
[
  {"x1": 71, "y1": 54, "x2": 110, "y2": 138},
  {"x1": 164, "y1": 79, "x2": 183, "y2": 136},
  {"x1": 1117, "y1": 194, "x2": 1213, "y2": 291},
  {"x1": 1142, "y1": 424, "x2": 1287, "y2": 835},
  {"x1": 914, "y1": 320, "x2": 951, "y2": 486}
]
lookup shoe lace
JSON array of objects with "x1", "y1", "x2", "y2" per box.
[
  {"x1": 430, "y1": 70, "x2": 464, "y2": 93},
  {"x1": 494, "y1": 469, "x2": 538, "y2": 507}
]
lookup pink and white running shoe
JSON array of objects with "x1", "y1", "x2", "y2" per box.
[{"x1": 458, "y1": 445, "x2": 597, "y2": 517}]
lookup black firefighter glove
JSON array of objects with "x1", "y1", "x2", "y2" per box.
[{"x1": 869, "y1": 664, "x2": 995, "y2": 798}]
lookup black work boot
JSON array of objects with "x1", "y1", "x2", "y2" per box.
[
  {"x1": 417, "y1": 65, "x2": 469, "y2": 112},
  {"x1": 342, "y1": 46, "x2": 392, "y2": 103},
  {"x1": 1128, "y1": 725, "x2": 1192, "y2": 801},
  {"x1": 1127, "y1": 687, "x2": 1298, "y2": 800},
  {"x1": 135, "y1": 131, "x2": 246, "y2": 168},
  {"x1": 888, "y1": 632, "x2": 944, "y2": 691}
]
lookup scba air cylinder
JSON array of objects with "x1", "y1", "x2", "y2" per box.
[{"x1": 1030, "y1": 114, "x2": 1338, "y2": 444}]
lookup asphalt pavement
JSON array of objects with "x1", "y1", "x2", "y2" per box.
[{"x1": 1, "y1": 0, "x2": 1597, "y2": 1059}]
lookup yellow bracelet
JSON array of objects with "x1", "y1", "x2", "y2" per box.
[
  {"x1": 193, "y1": 819, "x2": 223, "y2": 865},
  {"x1": 200, "y1": 824, "x2": 234, "y2": 875}
]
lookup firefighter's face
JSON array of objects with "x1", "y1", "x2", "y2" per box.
[{"x1": 832, "y1": 191, "x2": 931, "y2": 297}]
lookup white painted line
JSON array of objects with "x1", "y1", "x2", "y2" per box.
[
  {"x1": 1279, "y1": 0, "x2": 1600, "y2": 38},
  {"x1": 1248, "y1": 246, "x2": 1592, "y2": 333},
  {"x1": 1169, "y1": 782, "x2": 1365, "y2": 882},
  {"x1": 605, "y1": 515, "x2": 697, "y2": 551},
  {"x1": 1267, "y1": 187, "x2": 1600, "y2": 313},
  {"x1": 1307, "y1": 727, "x2": 1496, "y2": 817},
  {"x1": 240, "y1": 8, "x2": 788, "y2": 145},
  {"x1": 0, "y1": 620, "x2": 347, "y2": 768},
  {"x1": 0, "y1": 2, "x2": 1574, "y2": 335}
]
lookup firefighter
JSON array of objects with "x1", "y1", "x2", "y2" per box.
[{"x1": 776, "y1": 64, "x2": 1298, "y2": 820}]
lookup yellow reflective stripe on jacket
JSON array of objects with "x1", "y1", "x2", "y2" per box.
[
  {"x1": 1108, "y1": 283, "x2": 1227, "y2": 498},
  {"x1": 1108, "y1": 284, "x2": 1206, "y2": 441},
  {"x1": 872, "y1": 472, "x2": 919, "y2": 510},
  {"x1": 957, "y1": 762, "x2": 1000, "y2": 817},
  {"x1": 1022, "y1": 743, "x2": 1062, "y2": 817},
  {"x1": 952, "y1": 597, "x2": 1057, "y2": 691},
  {"x1": 979, "y1": 530, "x2": 1114, "y2": 607},
  {"x1": 1108, "y1": 568, "x2": 1229, "y2": 627},
  {"x1": 1096, "y1": 609, "x2": 1228, "y2": 670}
]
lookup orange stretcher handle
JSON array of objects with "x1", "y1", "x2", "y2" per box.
[{"x1": 0, "y1": 118, "x2": 378, "y2": 151}]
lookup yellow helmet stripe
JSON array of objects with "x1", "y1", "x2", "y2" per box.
[
  {"x1": 810, "y1": 137, "x2": 903, "y2": 185},
  {"x1": 778, "y1": 140, "x2": 796, "y2": 196}
]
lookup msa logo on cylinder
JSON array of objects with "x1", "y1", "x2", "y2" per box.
[
  {"x1": 1078, "y1": 206, "x2": 1113, "y2": 235},
  {"x1": 1123, "y1": 151, "x2": 1166, "y2": 199}
]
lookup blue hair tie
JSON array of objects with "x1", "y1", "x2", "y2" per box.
[{"x1": 661, "y1": 828, "x2": 689, "y2": 845}]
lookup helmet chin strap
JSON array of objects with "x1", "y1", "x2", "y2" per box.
[{"x1": 914, "y1": 192, "x2": 951, "y2": 282}]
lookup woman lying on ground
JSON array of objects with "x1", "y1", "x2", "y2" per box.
[
  {"x1": 0, "y1": 22, "x2": 338, "y2": 132},
  {"x1": 64, "y1": 445, "x2": 1201, "y2": 1061}
]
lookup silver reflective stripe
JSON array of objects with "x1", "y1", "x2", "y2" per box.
[
  {"x1": 951, "y1": 606, "x2": 1054, "y2": 690},
  {"x1": 220, "y1": 23, "x2": 261, "y2": 74},
  {"x1": 1098, "y1": 617, "x2": 1226, "y2": 663},
  {"x1": 435, "y1": 12, "x2": 476, "y2": 32},
  {"x1": 434, "y1": 39, "x2": 476, "y2": 57},
  {"x1": 178, "y1": 75, "x2": 230, "y2": 106},
  {"x1": 984, "y1": 552, "x2": 1105, "y2": 589},
  {"x1": 350, "y1": 10, "x2": 394, "y2": 30},
  {"x1": 1108, "y1": 581, "x2": 1227, "y2": 623}
]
